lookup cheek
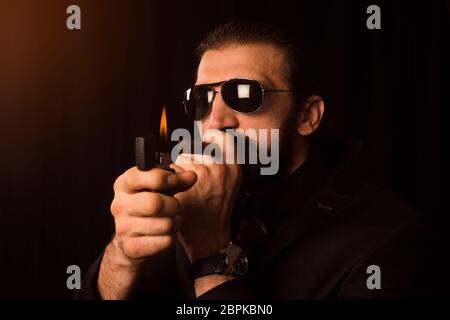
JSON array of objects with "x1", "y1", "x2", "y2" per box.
[{"x1": 239, "y1": 104, "x2": 292, "y2": 131}]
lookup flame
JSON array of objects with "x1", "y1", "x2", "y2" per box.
[{"x1": 160, "y1": 106, "x2": 167, "y2": 141}]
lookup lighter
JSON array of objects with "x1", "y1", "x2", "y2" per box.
[{"x1": 135, "y1": 134, "x2": 175, "y2": 173}]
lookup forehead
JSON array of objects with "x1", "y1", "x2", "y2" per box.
[{"x1": 196, "y1": 44, "x2": 286, "y2": 88}]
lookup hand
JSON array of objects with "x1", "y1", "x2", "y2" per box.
[
  {"x1": 173, "y1": 130, "x2": 242, "y2": 262},
  {"x1": 98, "y1": 167, "x2": 196, "y2": 299}
]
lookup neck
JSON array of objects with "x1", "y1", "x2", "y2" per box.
[
  {"x1": 240, "y1": 137, "x2": 310, "y2": 197},
  {"x1": 287, "y1": 137, "x2": 310, "y2": 175}
]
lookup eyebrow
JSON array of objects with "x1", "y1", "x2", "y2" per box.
[{"x1": 203, "y1": 80, "x2": 227, "y2": 87}]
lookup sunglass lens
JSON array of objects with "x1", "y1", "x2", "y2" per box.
[
  {"x1": 222, "y1": 79, "x2": 263, "y2": 113},
  {"x1": 184, "y1": 86, "x2": 214, "y2": 120}
]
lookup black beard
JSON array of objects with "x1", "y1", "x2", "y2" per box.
[{"x1": 239, "y1": 114, "x2": 298, "y2": 195}]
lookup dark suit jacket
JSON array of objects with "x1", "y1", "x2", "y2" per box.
[{"x1": 74, "y1": 139, "x2": 443, "y2": 300}]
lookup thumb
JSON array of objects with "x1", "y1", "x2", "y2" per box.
[{"x1": 173, "y1": 170, "x2": 197, "y2": 193}]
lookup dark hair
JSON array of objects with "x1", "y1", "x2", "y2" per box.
[{"x1": 195, "y1": 20, "x2": 315, "y2": 107}]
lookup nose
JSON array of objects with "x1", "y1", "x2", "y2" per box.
[{"x1": 204, "y1": 92, "x2": 239, "y2": 130}]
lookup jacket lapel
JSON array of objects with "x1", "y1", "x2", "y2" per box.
[{"x1": 255, "y1": 140, "x2": 366, "y2": 268}]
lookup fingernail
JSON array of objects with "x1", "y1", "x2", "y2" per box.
[{"x1": 166, "y1": 174, "x2": 177, "y2": 187}]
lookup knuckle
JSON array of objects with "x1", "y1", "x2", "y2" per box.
[
  {"x1": 195, "y1": 165, "x2": 209, "y2": 180},
  {"x1": 112, "y1": 176, "x2": 121, "y2": 192},
  {"x1": 114, "y1": 218, "x2": 127, "y2": 237},
  {"x1": 123, "y1": 172, "x2": 133, "y2": 190},
  {"x1": 122, "y1": 240, "x2": 140, "y2": 259},
  {"x1": 110, "y1": 198, "x2": 123, "y2": 217},
  {"x1": 114, "y1": 168, "x2": 132, "y2": 191}
]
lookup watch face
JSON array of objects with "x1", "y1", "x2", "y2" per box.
[{"x1": 226, "y1": 243, "x2": 249, "y2": 275}]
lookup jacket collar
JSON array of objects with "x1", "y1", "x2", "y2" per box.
[{"x1": 236, "y1": 139, "x2": 367, "y2": 268}]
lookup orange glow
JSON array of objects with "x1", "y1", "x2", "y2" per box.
[{"x1": 160, "y1": 106, "x2": 167, "y2": 141}]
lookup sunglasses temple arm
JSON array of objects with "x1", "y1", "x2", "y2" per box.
[{"x1": 264, "y1": 89, "x2": 293, "y2": 92}]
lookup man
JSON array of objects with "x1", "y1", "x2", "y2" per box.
[{"x1": 75, "y1": 21, "x2": 432, "y2": 299}]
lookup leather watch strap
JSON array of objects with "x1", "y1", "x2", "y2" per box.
[{"x1": 187, "y1": 253, "x2": 227, "y2": 280}]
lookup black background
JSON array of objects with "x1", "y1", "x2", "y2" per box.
[{"x1": 0, "y1": 0, "x2": 448, "y2": 299}]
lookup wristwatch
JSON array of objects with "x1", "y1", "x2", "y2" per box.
[{"x1": 187, "y1": 242, "x2": 249, "y2": 280}]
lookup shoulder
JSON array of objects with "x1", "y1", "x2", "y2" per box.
[
  {"x1": 353, "y1": 179, "x2": 421, "y2": 231},
  {"x1": 313, "y1": 138, "x2": 427, "y2": 273},
  {"x1": 317, "y1": 138, "x2": 422, "y2": 237},
  {"x1": 334, "y1": 180, "x2": 434, "y2": 298}
]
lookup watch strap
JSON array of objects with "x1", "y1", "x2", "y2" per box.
[{"x1": 187, "y1": 253, "x2": 227, "y2": 280}]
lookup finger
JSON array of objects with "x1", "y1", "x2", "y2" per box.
[
  {"x1": 116, "y1": 167, "x2": 178, "y2": 193},
  {"x1": 113, "y1": 192, "x2": 180, "y2": 217},
  {"x1": 169, "y1": 164, "x2": 199, "y2": 193},
  {"x1": 202, "y1": 129, "x2": 237, "y2": 163},
  {"x1": 172, "y1": 170, "x2": 197, "y2": 193},
  {"x1": 116, "y1": 216, "x2": 182, "y2": 237},
  {"x1": 176, "y1": 153, "x2": 217, "y2": 165},
  {"x1": 170, "y1": 163, "x2": 183, "y2": 172}
]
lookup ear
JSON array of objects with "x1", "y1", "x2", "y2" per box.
[{"x1": 297, "y1": 95, "x2": 325, "y2": 136}]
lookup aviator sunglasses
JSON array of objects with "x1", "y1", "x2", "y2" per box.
[{"x1": 183, "y1": 78, "x2": 293, "y2": 120}]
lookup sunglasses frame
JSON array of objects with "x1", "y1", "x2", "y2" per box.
[{"x1": 183, "y1": 78, "x2": 292, "y2": 120}]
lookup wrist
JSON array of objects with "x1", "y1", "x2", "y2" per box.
[
  {"x1": 97, "y1": 240, "x2": 143, "y2": 300},
  {"x1": 107, "y1": 237, "x2": 144, "y2": 273},
  {"x1": 187, "y1": 242, "x2": 249, "y2": 281},
  {"x1": 184, "y1": 239, "x2": 231, "y2": 262},
  {"x1": 194, "y1": 274, "x2": 235, "y2": 297}
]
